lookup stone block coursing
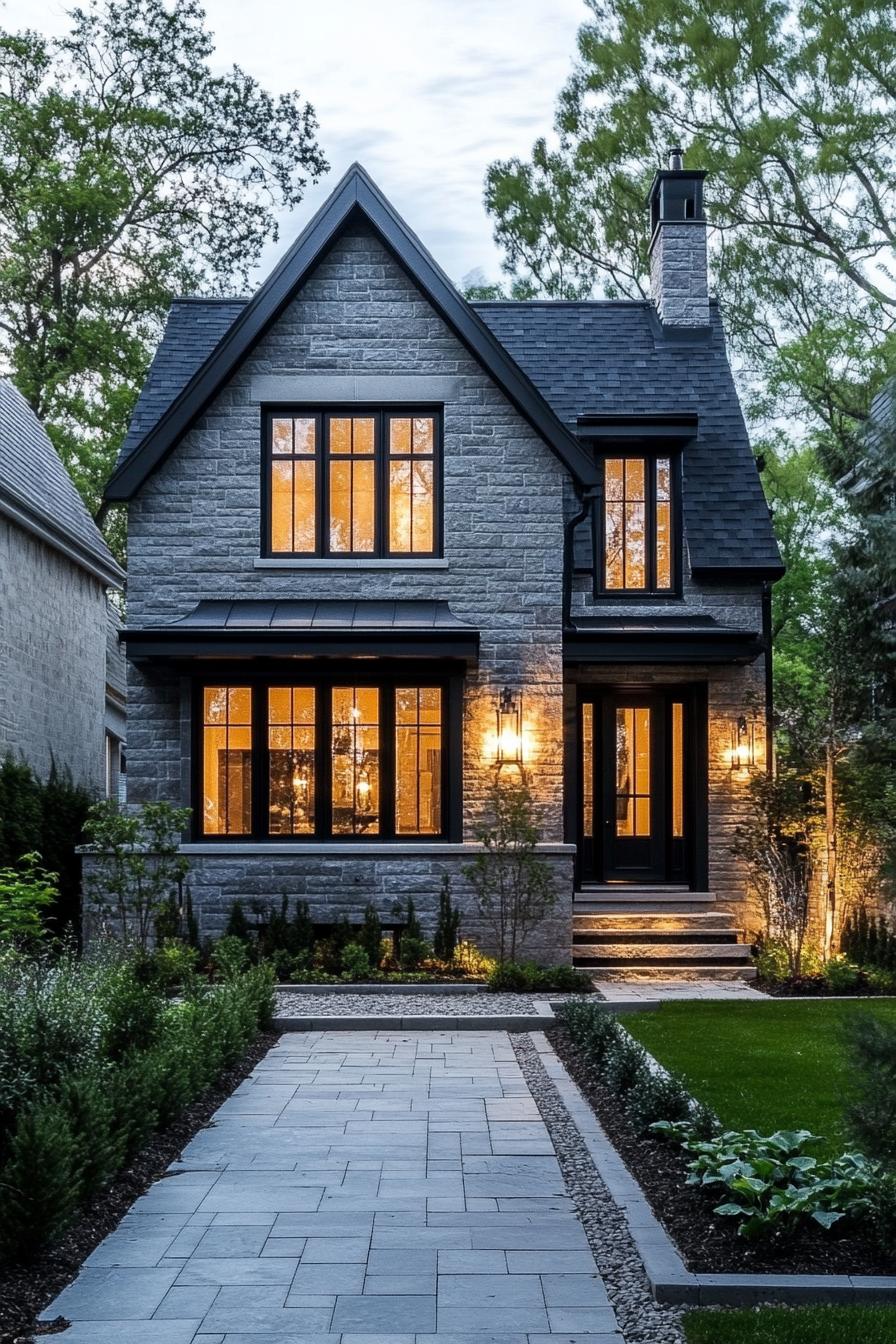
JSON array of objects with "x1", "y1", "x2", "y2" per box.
[{"x1": 649, "y1": 221, "x2": 710, "y2": 328}]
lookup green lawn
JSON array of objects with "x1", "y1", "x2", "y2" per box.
[
  {"x1": 684, "y1": 1306, "x2": 896, "y2": 1344},
  {"x1": 623, "y1": 999, "x2": 896, "y2": 1154}
]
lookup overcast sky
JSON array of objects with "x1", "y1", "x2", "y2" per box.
[{"x1": 1, "y1": 0, "x2": 588, "y2": 288}]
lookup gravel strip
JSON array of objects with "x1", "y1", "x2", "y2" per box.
[
  {"x1": 511, "y1": 1032, "x2": 685, "y2": 1344},
  {"x1": 276, "y1": 989, "x2": 583, "y2": 1016}
]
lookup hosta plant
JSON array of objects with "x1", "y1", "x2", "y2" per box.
[{"x1": 650, "y1": 1122, "x2": 880, "y2": 1241}]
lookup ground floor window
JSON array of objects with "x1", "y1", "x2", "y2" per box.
[{"x1": 197, "y1": 674, "x2": 453, "y2": 841}]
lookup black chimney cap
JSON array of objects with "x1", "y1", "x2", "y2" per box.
[{"x1": 646, "y1": 153, "x2": 706, "y2": 241}]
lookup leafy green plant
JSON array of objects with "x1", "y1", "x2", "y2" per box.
[
  {"x1": 225, "y1": 898, "x2": 253, "y2": 943},
  {"x1": 433, "y1": 877, "x2": 461, "y2": 962},
  {"x1": 654, "y1": 1123, "x2": 880, "y2": 1240},
  {"x1": 556, "y1": 998, "x2": 623, "y2": 1066},
  {"x1": 625, "y1": 1069, "x2": 692, "y2": 1134},
  {"x1": 399, "y1": 934, "x2": 431, "y2": 972},
  {"x1": 452, "y1": 939, "x2": 494, "y2": 978},
  {"x1": 154, "y1": 939, "x2": 199, "y2": 990},
  {"x1": 84, "y1": 800, "x2": 191, "y2": 949},
  {"x1": 0, "y1": 1097, "x2": 79, "y2": 1260},
  {"x1": 0, "y1": 853, "x2": 57, "y2": 943},
  {"x1": 824, "y1": 956, "x2": 862, "y2": 993},
  {"x1": 604, "y1": 1033, "x2": 650, "y2": 1095},
  {"x1": 211, "y1": 935, "x2": 250, "y2": 981},
  {"x1": 341, "y1": 942, "x2": 372, "y2": 981},
  {"x1": 844, "y1": 1012, "x2": 896, "y2": 1162},
  {"x1": 464, "y1": 774, "x2": 556, "y2": 963}
]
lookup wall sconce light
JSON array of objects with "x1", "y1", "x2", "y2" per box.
[
  {"x1": 495, "y1": 686, "x2": 523, "y2": 766},
  {"x1": 728, "y1": 714, "x2": 756, "y2": 772}
]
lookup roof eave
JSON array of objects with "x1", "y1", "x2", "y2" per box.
[
  {"x1": 0, "y1": 484, "x2": 125, "y2": 588},
  {"x1": 104, "y1": 164, "x2": 596, "y2": 501}
]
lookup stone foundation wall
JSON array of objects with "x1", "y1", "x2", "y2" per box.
[{"x1": 82, "y1": 845, "x2": 575, "y2": 966}]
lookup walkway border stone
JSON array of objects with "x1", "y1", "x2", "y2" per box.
[
  {"x1": 531, "y1": 1031, "x2": 896, "y2": 1306},
  {"x1": 272, "y1": 1010, "x2": 555, "y2": 1031}
]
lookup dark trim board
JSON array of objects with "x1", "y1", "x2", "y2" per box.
[
  {"x1": 124, "y1": 629, "x2": 479, "y2": 663},
  {"x1": 104, "y1": 164, "x2": 597, "y2": 501}
]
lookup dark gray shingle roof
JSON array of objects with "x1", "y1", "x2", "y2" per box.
[
  {"x1": 0, "y1": 379, "x2": 123, "y2": 585},
  {"x1": 473, "y1": 300, "x2": 781, "y2": 574},
  {"x1": 116, "y1": 295, "x2": 781, "y2": 576}
]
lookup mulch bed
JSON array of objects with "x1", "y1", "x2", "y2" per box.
[
  {"x1": 548, "y1": 1023, "x2": 896, "y2": 1277},
  {"x1": 0, "y1": 1030, "x2": 278, "y2": 1344}
]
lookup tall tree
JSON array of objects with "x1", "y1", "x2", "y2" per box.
[
  {"x1": 482, "y1": 0, "x2": 896, "y2": 445},
  {"x1": 0, "y1": 0, "x2": 327, "y2": 543}
]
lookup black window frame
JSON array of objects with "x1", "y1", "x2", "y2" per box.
[
  {"x1": 592, "y1": 451, "x2": 682, "y2": 598},
  {"x1": 261, "y1": 405, "x2": 443, "y2": 559},
  {"x1": 192, "y1": 662, "x2": 462, "y2": 843}
]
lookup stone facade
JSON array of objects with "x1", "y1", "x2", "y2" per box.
[
  {"x1": 116, "y1": 217, "x2": 772, "y2": 962},
  {"x1": 0, "y1": 517, "x2": 109, "y2": 789}
]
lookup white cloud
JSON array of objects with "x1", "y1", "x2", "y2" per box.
[{"x1": 1, "y1": 0, "x2": 586, "y2": 286}]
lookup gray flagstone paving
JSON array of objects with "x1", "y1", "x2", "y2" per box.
[{"x1": 42, "y1": 1030, "x2": 623, "y2": 1342}]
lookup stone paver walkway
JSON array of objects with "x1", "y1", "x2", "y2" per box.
[
  {"x1": 597, "y1": 979, "x2": 766, "y2": 1002},
  {"x1": 43, "y1": 1031, "x2": 623, "y2": 1343}
]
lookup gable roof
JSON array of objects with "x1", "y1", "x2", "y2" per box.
[
  {"x1": 0, "y1": 380, "x2": 124, "y2": 587},
  {"x1": 105, "y1": 163, "x2": 596, "y2": 499},
  {"x1": 475, "y1": 301, "x2": 782, "y2": 577}
]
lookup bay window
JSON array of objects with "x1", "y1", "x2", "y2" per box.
[
  {"x1": 265, "y1": 409, "x2": 440, "y2": 558},
  {"x1": 198, "y1": 676, "x2": 452, "y2": 840}
]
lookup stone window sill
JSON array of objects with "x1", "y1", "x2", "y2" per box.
[{"x1": 179, "y1": 842, "x2": 577, "y2": 857}]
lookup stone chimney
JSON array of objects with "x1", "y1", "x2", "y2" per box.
[{"x1": 647, "y1": 147, "x2": 709, "y2": 328}]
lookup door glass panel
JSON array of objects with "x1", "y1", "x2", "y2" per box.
[
  {"x1": 331, "y1": 687, "x2": 380, "y2": 835},
  {"x1": 672, "y1": 701, "x2": 684, "y2": 838},
  {"x1": 615, "y1": 706, "x2": 651, "y2": 837},
  {"x1": 582, "y1": 703, "x2": 593, "y2": 838}
]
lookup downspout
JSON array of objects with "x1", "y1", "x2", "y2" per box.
[
  {"x1": 761, "y1": 580, "x2": 774, "y2": 776},
  {"x1": 563, "y1": 486, "x2": 597, "y2": 630}
]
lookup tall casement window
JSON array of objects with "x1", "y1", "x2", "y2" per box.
[
  {"x1": 265, "y1": 409, "x2": 440, "y2": 558},
  {"x1": 597, "y1": 455, "x2": 678, "y2": 594},
  {"x1": 199, "y1": 678, "x2": 453, "y2": 841}
]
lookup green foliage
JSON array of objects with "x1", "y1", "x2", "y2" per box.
[
  {"x1": 823, "y1": 956, "x2": 862, "y2": 993},
  {"x1": 292, "y1": 900, "x2": 314, "y2": 958},
  {"x1": 486, "y1": 961, "x2": 593, "y2": 993},
  {"x1": 154, "y1": 939, "x2": 199, "y2": 990},
  {"x1": 433, "y1": 877, "x2": 461, "y2": 962},
  {"x1": 684, "y1": 1304, "x2": 896, "y2": 1344},
  {"x1": 464, "y1": 773, "x2": 556, "y2": 964},
  {"x1": 0, "y1": 0, "x2": 326, "y2": 543},
  {"x1": 625, "y1": 1070, "x2": 692, "y2": 1135},
  {"x1": 358, "y1": 903, "x2": 382, "y2": 968},
  {"x1": 340, "y1": 941, "x2": 372, "y2": 981},
  {"x1": 0, "y1": 853, "x2": 57, "y2": 944},
  {"x1": 211, "y1": 935, "x2": 250, "y2": 982},
  {"x1": 399, "y1": 934, "x2": 430, "y2": 972},
  {"x1": 657, "y1": 1123, "x2": 880, "y2": 1241},
  {"x1": 0, "y1": 947, "x2": 273, "y2": 1262},
  {"x1": 0, "y1": 1098, "x2": 79, "y2": 1260},
  {"x1": 85, "y1": 800, "x2": 191, "y2": 950},
  {"x1": 841, "y1": 909, "x2": 896, "y2": 972},
  {"x1": 732, "y1": 773, "x2": 814, "y2": 976},
  {"x1": 0, "y1": 755, "x2": 92, "y2": 937},
  {"x1": 557, "y1": 998, "x2": 623, "y2": 1067},
  {"x1": 844, "y1": 1012, "x2": 896, "y2": 1163},
  {"x1": 404, "y1": 897, "x2": 423, "y2": 942},
  {"x1": 225, "y1": 898, "x2": 253, "y2": 944},
  {"x1": 604, "y1": 1032, "x2": 650, "y2": 1096}
]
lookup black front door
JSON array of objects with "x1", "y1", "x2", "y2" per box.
[{"x1": 579, "y1": 690, "x2": 692, "y2": 885}]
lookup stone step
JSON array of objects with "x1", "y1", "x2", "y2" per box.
[
  {"x1": 573, "y1": 911, "x2": 737, "y2": 932},
  {"x1": 573, "y1": 941, "x2": 753, "y2": 964},
  {"x1": 589, "y1": 964, "x2": 758, "y2": 982},
  {"x1": 574, "y1": 928, "x2": 740, "y2": 945}
]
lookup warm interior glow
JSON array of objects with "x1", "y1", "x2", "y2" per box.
[
  {"x1": 604, "y1": 456, "x2": 672, "y2": 590},
  {"x1": 270, "y1": 417, "x2": 316, "y2": 553},
  {"x1": 656, "y1": 458, "x2": 672, "y2": 589},
  {"x1": 616, "y1": 705, "x2": 651, "y2": 837},
  {"x1": 389, "y1": 415, "x2": 435, "y2": 553},
  {"x1": 331, "y1": 687, "x2": 380, "y2": 834},
  {"x1": 329, "y1": 417, "x2": 376, "y2": 553},
  {"x1": 672, "y1": 700, "x2": 684, "y2": 838},
  {"x1": 582, "y1": 702, "x2": 593, "y2": 838},
  {"x1": 268, "y1": 687, "x2": 315, "y2": 835},
  {"x1": 203, "y1": 686, "x2": 252, "y2": 835},
  {"x1": 395, "y1": 687, "x2": 442, "y2": 834}
]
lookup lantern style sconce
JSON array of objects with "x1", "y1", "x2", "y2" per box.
[
  {"x1": 495, "y1": 686, "x2": 523, "y2": 766},
  {"x1": 728, "y1": 714, "x2": 756, "y2": 772}
]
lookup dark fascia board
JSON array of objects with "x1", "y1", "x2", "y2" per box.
[
  {"x1": 563, "y1": 628, "x2": 763, "y2": 665},
  {"x1": 576, "y1": 413, "x2": 699, "y2": 442},
  {"x1": 691, "y1": 563, "x2": 785, "y2": 583},
  {"x1": 105, "y1": 164, "x2": 597, "y2": 501},
  {"x1": 122, "y1": 626, "x2": 480, "y2": 664}
]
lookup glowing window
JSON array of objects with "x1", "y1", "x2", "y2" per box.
[
  {"x1": 602, "y1": 456, "x2": 675, "y2": 592},
  {"x1": 202, "y1": 686, "x2": 252, "y2": 835}
]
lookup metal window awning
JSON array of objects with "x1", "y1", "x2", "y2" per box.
[
  {"x1": 564, "y1": 614, "x2": 763, "y2": 664},
  {"x1": 122, "y1": 599, "x2": 480, "y2": 663}
]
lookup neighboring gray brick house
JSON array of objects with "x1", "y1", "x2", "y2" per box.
[
  {"x1": 100, "y1": 157, "x2": 782, "y2": 972},
  {"x1": 0, "y1": 380, "x2": 125, "y2": 791}
]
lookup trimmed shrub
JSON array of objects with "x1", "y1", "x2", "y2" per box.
[
  {"x1": 604, "y1": 1033, "x2": 650, "y2": 1095},
  {"x1": 212, "y1": 934, "x2": 250, "y2": 981},
  {"x1": 625, "y1": 1069, "x2": 692, "y2": 1133},
  {"x1": 433, "y1": 877, "x2": 461, "y2": 963},
  {"x1": 341, "y1": 942, "x2": 372, "y2": 981},
  {"x1": 0, "y1": 1098, "x2": 79, "y2": 1260},
  {"x1": 556, "y1": 998, "x2": 622, "y2": 1067},
  {"x1": 359, "y1": 903, "x2": 382, "y2": 968},
  {"x1": 225, "y1": 898, "x2": 253, "y2": 943}
]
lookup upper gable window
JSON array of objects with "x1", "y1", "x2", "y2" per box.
[
  {"x1": 597, "y1": 455, "x2": 678, "y2": 594},
  {"x1": 265, "y1": 409, "x2": 440, "y2": 558}
]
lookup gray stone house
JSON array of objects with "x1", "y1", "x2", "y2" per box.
[
  {"x1": 0, "y1": 379, "x2": 125, "y2": 793},
  {"x1": 101, "y1": 159, "x2": 782, "y2": 973}
]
